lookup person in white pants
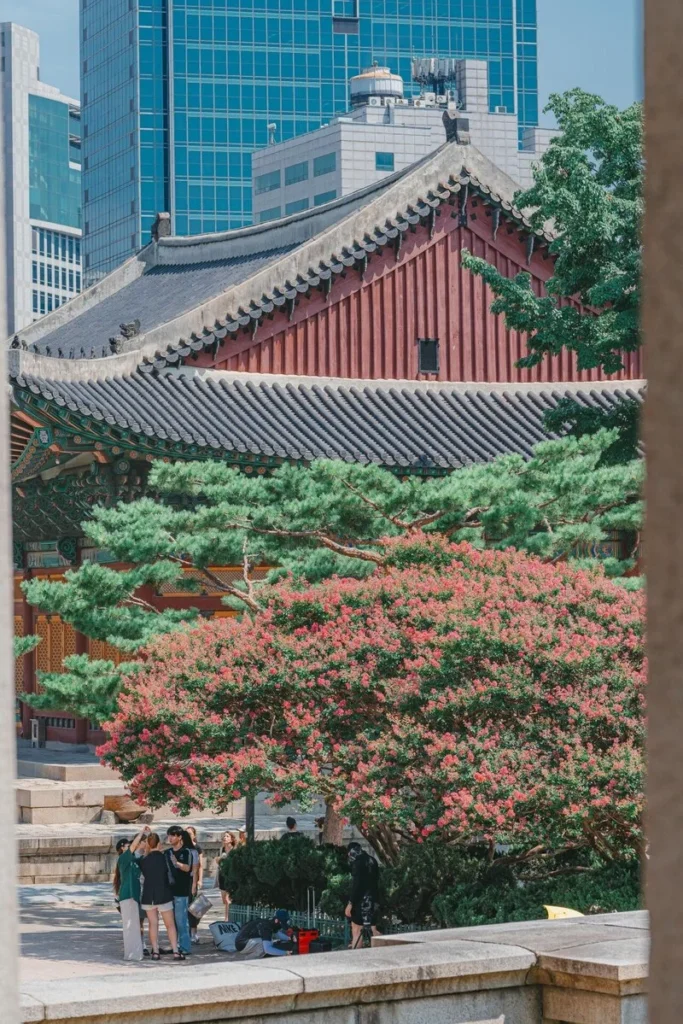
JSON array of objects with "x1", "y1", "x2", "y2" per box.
[{"x1": 114, "y1": 831, "x2": 148, "y2": 962}]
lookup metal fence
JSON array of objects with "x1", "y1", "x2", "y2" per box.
[{"x1": 226, "y1": 902, "x2": 442, "y2": 948}]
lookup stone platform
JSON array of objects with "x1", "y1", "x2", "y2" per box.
[
  {"x1": 17, "y1": 816, "x2": 336, "y2": 884},
  {"x1": 16, "y1": 779, "x2": 130, "y2": 824},
  {"x1": 16, "y1": 743, "x2": 117, "y2": 782},
  {"x1": 19, "y1": 908, "x2": 648, "y2": 1024}
]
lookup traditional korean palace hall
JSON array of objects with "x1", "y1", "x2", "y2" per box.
[{"x1": 7, "y1": 138, "x2": 643, "y2": 745}]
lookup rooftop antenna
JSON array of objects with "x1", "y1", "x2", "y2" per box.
[{"x1": 267, "y1": 122, "x2": 277, "y2": 145}]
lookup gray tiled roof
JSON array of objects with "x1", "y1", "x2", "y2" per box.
[
  {"x1": 12, "y1": 369, "x2": 644, "y2": 470},
  {"x1": 28, "y1": 247, "x2": 297, "y2": 359},
  {"x1": 11, "y1": 141, "x2": 549, "y2": 378}
]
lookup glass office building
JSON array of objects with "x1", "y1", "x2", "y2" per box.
[
  {"x1": 81, "y1": 0, "x2": 538, "y2": 282},
  {"x1": 0, "y1": 23, "x2": 82, "y2": 339}
]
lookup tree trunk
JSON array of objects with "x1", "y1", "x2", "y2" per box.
[
  {"x1": 245, "y1": 795, "x2": 255, "y2": 843},
  {"x1": 364, "y1": 823, "x2": 402, "y2": 865},
  {"x1": 322, "y1": 800, "x2": 344, "y2": 845}
]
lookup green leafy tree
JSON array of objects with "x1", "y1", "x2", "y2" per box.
[
  {"x1": 462, "y1": 90, "x2": 643, "y2": 457},
  {"x1": 22, "y1": 429, "x2": 642, "y2": 721}
]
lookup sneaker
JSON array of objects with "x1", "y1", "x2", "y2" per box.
[
  {"x1": 191, "y1": 935, "x2": 200, "y2": 944},
  {"x1": 143, "y1": 948, "x2": 151, "y2": 958}
]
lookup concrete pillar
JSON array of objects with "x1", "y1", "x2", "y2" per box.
[
  {"x1": 644, "y1": 0, "x2": 683, "y2": 1019},
  {"x1": 0, "y1": 174, "x2": 19, "y2": 1024}
]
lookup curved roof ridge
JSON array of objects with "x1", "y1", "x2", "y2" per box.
[{"x1": 7, "y1": 140, "x2": 550, "y2": 380}]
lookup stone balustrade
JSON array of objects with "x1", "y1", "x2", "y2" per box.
[{"x1": 19, "y1": 910, "x2": 647, "y2": 1024}]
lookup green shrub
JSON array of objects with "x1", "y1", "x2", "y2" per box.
[
  {"x1": 219, "y1": 836, "x2": 348, "y2": 911},
  {"x1": 219, "y1": 837, "x2": 641, "y2": 927},
  {"x1": 433, "y1": 860, "x2": 641, "y2": 928}
]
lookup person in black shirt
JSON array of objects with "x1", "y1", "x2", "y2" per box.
[
  {"x1": 165, "y1": 826, "x2": 194, "y2": 955},
  {"x1": 345, "y1": 842, "x2": 381, "y2": 948},
  {"x1": 185, "y1": 826, "x2": 204, "y2": 944},
  {"x1": 139, "y1": 831, "x2": 184, "y2": 961},
  {"x1": 280, "y1": 816, "x2": 300, "y2": 839}
]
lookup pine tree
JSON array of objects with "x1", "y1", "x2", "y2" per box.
[{"x1": 23, "y1": 429, "x2": 641, "y2": 722}]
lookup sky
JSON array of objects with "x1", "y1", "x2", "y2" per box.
[{"x1": 2, "y1": 0, "x2": 642, "y2": 122}]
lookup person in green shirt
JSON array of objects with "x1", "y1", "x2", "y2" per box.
[{"x1": 113, "y1": 827, "x2": 149, "y2": 962}]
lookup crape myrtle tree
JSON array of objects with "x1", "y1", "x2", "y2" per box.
[
  {"x1": 462, "y1": 89, "x2": 643, "y2": 462},
  {"x1": 101, "y1": 536, "x2": 645, "y2": 873},
  {"x1": 23, "y1": 427, "x2": 642, "y2": 726}
]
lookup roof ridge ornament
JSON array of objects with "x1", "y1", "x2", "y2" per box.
[
  {"x1": 151, "y1": 212, "x2": 172, "y2": 242},
  {"x1": 442, "y1": 110, "x2": 471, "y2": 145}
]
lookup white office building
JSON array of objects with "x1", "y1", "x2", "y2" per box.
[
  {"x1": 0, "y1": 23, "x2": 82, "y2": 340},
  {"x1": 252, "y1": 60, "x2": 557, "y2": 224}
]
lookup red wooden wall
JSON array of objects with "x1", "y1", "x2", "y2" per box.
[{"x1": 196, "y1": 201, "x2": 641, "y2": 383}]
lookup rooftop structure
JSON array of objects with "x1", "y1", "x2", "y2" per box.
[
  {"x1": 81, "y1": 0, "x2": 539, "y2": 283},
  {"x1": 253, "y1": 60, "x2": 556, "y2": 223},
  {"x1": 0, "y1": 23, "x2": 82, "y2": 340}
]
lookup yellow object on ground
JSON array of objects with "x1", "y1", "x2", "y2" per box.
[{"x1": 544, "y1": 905, "x2": 584, "y2": 919}]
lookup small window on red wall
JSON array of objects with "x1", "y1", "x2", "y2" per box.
[{"x1": 418, "y1": 338, "x2": 439, "y2": 374}]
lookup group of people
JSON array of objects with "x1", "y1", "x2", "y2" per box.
[
  {"x1": 114, "y1": 824, "x2": 209, "y2": 962},
  {"x1": 113, "y1": 818, "x2": 381, "y2": 962}
]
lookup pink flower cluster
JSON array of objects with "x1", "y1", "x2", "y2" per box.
[{"x1": 102, "y1": 536, "x2": 645, "y2": 857}]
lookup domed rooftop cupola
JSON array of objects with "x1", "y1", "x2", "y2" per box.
[{"x1": 349, "y1": 63, "x2": 404, "y2": 108}]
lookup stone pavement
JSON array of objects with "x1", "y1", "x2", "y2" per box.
[{"x1": 19, "y1": 882, "x2": 232, "y2": 982}]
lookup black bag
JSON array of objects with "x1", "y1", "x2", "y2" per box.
[{"x1": 309, "y1": 938, "x2": 333, "y2": 953}]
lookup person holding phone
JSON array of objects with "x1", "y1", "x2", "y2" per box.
[
  {"x1": 139, "y1": 829, "x2": 184, "y2": 961},
  {"x1": 113, "y1": 829, "x2": 147, "y2": 962}
]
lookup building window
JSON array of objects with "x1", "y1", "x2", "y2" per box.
[
  {"x1": 314, "y1": 190, "x2": 337, "y2": 206},
  {"x1": 39, "y1": 230, "x2": 45, "y2": 256},
  {"x1": 76, "y1": 272, "x2": 81, "y2": 290},
  {"x1": 375, "y1": 151, "x2": 395, "y2": 172},
  {"x1": 259, "y1": 206, "x2": 281, "y2": 223},
  {"x1": 39, "y1": 292, "x2": 45, "y2": 315},
  {"x1": 68, "y1": 237, "x2": 74, "y2": 263},
  {"x1": 31, "y1": 229, "x2": 38, "y2": 255},
  {"x1": 47, "y1": 266, "x2": 53, "y2": 287},
  {"x1": 313, "y1": 152, "x2": 336, "y2": 177},
  {"x1": 68, "y1": 270, "x2": 74, "y2": 291},
  {"x1": 32, "y1": 262, "x2": 38, "y2": 284},
  {"x1": 39, "y1": 264, "x2": 45, "y2": 285},
  {"x1": 285, "y1": 160, "x2": 308, "y2": 186},
  {"x1": 255, "y1": 169, "x2": 281, "y2": 195},
  {"x1": 32, "y1": 291, "x2": 38, "y2": 313},
  {"x1": 418, "y1": 338, "x2": 440, "y2": 374},
  {"x1": 285, "y1": 197, "x2": 309, "y2": 215},
  {"x1": 47, "y1": 294, "x2": 53, "y2": 313}
]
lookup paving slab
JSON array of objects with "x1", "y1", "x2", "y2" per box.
[
  {"x1": 373, "y1": 918, "x2": 646, "y2": 954},
  {"x1": 21, "y1": 962, "x2": 303, "y2": 1021},
  {"x1": 256, "y1": 938, "x2": 535, "y2": 994},
  {"x1": 537, "y1": 935, "x2": 649, "y2": 983}
]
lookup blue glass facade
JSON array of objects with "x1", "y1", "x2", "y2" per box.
[
  {"x1": 29, "y1": 95, "x2": 81, "y2": 229},
  {"x1": 82, "y1": 0, "x2": 537, "y2": 281}
]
